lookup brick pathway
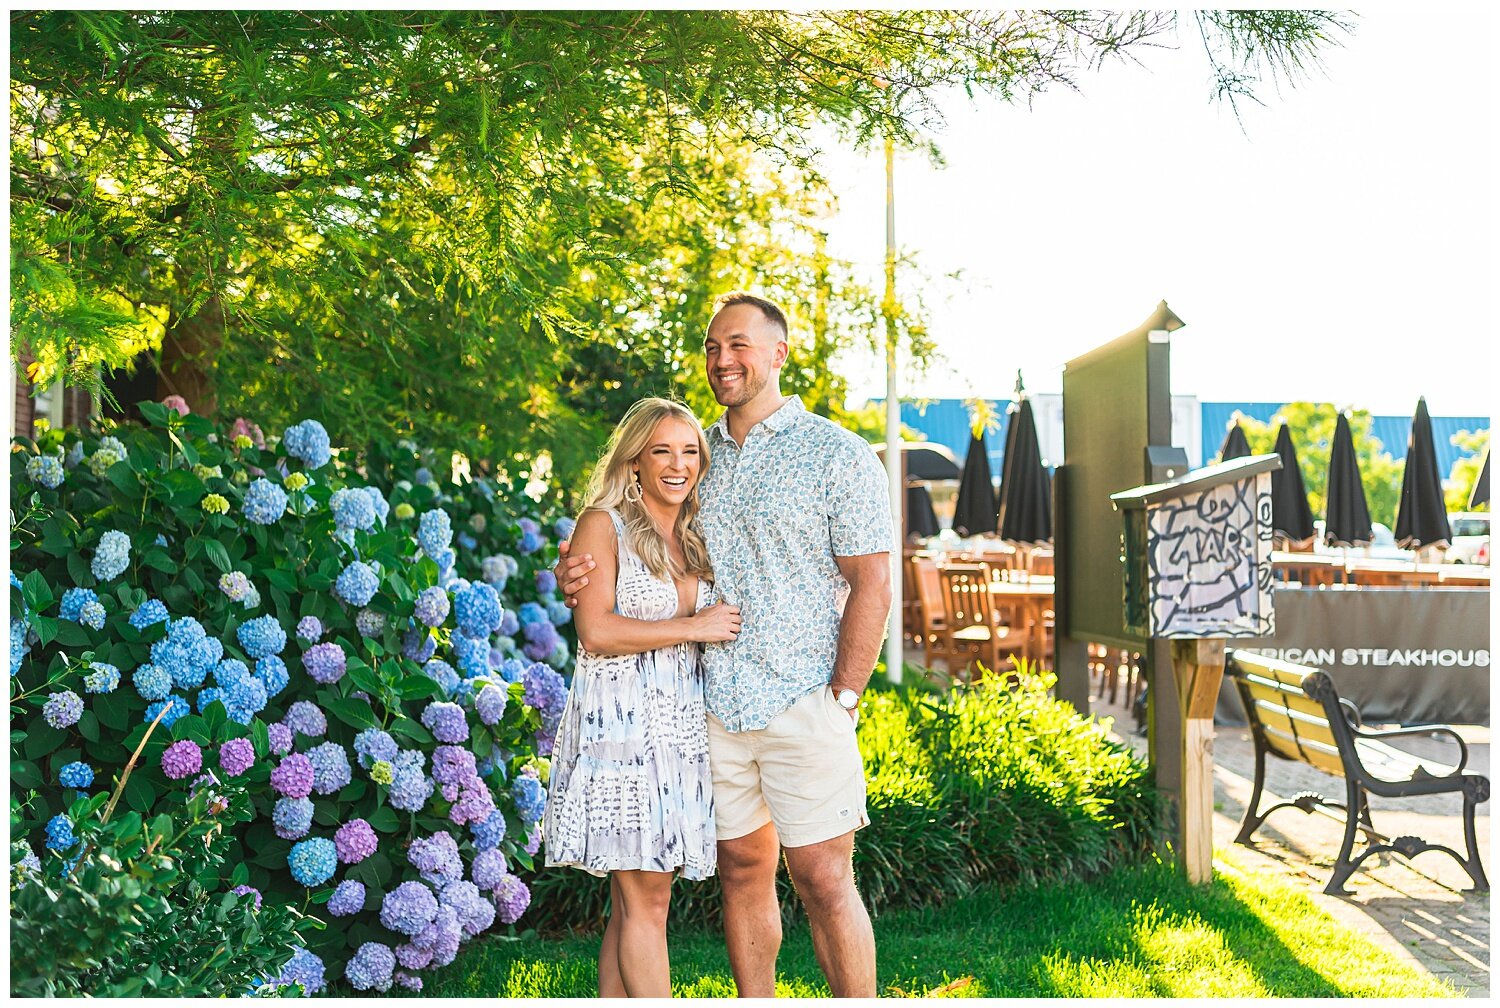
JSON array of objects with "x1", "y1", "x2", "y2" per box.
[{"x1": 1090, "y1": 685, "x2": 1491, "y2": 997}]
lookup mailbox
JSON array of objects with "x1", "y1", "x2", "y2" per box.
[{"x1": 1111, "y1": 453, "x2": 1282, "y2": 640}]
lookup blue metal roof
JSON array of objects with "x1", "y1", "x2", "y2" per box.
[
  {"x1": 1202, "y1": 401, "x2": 1488, "y2": 480},
  {"x1": 887, "y1": 398, "x2": 1489, "y2": 484}
]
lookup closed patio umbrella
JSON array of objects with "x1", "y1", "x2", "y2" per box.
[
  {"x1": 905, "y1": 484, "x2": 940, "y2": 540},
  {"x1": 1218, "y1": 420, "x2": 1252, "y2": 462},
  {"x1": 874, "y1": 442, "x2": 961, "y2": 482},
  {"x1": 1270, "y1": 423, "x2": 1317, "y2": 548},
  {"x1": 997, "y1": 396, "x2": 1052, "y2": 548},
  {"x1": 951, "y1": 430, "x2": 998, "y2": 537},
  {"x1": 1469, "y1": 447, "x2": 1489, "y2": 510},
  {"x1": 1393, "y1": 396, "x2": 1452, "y2": 550},
  {"x1": 1322, "y1": 412, "x2": 1372, "y2": 547}
]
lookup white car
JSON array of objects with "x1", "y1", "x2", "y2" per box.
[{"x1": 1447, "y1": 512, "x2": 1490, "y2": 565}]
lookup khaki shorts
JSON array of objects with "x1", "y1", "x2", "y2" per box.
[{"x1": 707, "y1": 686, "x2": 869, "y2": 848}]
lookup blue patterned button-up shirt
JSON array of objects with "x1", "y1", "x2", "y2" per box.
[{"x1": 696, "y1": 395, "x2": 893, "y2": 731}]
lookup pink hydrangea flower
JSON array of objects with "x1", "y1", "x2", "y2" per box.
[{"x1": 161, "y1": 739, "x2": 203, "y2": 780}]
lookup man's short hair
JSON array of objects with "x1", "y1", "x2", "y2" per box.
[{"x1": 712, "y1": 291, "x2": 789, "y2": 342}]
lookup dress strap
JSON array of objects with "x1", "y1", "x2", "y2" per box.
[{"x1": 603, "y1": 507, "x2": 637, "y2": 569}]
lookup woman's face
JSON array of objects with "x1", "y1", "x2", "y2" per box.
[{"x1": 632, "y1": 415, "x2": 702, "y2": 511}]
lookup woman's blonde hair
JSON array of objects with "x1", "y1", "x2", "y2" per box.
[{"x1": 581, "y1": 397, "x2": 714, "y2": 584}]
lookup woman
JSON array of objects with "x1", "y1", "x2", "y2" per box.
[{"x1": 543, "y1": 397, "x2": 742, "y2": 998}]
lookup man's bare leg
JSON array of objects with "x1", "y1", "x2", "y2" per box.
[
  {"x1": 718, "y1": 822, "x2": 782, "y2": 997},
  {"x1": 783, "y1": 830, "x2": 875, "y2": 997}
]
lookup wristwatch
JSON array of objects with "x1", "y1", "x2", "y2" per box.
[{"x1": 835, "y1": 688, "x2": 860, "y2": 711}]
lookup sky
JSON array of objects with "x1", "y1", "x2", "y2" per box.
[{"x1": 818, "y1": 11, "x2": 1497, "y2": 418}]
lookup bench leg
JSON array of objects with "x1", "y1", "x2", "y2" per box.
[
  {"x1": 1460, "y1": 787, "x2": 1490, "y2": 892},
  {"x1": 1324, "y1": 779, "x2": 1366, "y2": 895},
  {"x1": 1234, "y1": 744, "x2": 1269, "y2": 845}
]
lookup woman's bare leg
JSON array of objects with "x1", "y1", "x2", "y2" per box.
[
  {"x1": 599, "y1": 874, "x2": 627, "y2": 997},
  {"x1": 612, "y1": 869, "x2": 675, "y2": 997}
]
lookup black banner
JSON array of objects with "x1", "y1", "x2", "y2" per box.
[{"x1": 1218, "y1": 587, "x2": 1491, "y2": 726}]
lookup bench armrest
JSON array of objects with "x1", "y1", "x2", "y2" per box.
[{"x1": 1353, "y1": 724, "x2": 1469, "y2": 772}]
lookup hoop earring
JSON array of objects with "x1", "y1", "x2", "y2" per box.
[{"x1": 624, "y1": 479, "x2": 644, "y2": 504}]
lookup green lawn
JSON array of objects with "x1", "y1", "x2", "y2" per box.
[{"x1": 428, "y1": 848, "x2": 1457, "y2": 998}]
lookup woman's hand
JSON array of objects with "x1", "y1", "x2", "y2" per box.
[{"x1": 687, "y1": 603, "x2": 742, "y2": 643}]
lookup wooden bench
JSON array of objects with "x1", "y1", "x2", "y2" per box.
[{"x1": 1226, "y1": 649, "x2": 1490, "y2": 895}]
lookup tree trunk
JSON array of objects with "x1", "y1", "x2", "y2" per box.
[{"x1": 156, "y1": 296, "x2": 223, "y2": 418}]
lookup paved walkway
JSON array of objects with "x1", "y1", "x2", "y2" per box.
[{"x1": 1089, "y1": 683, "x2": 1491, "y2": 997}]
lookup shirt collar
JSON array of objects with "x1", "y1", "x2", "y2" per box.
[{"x1": 708, "y1": 395, "x2": 805, "y2": 443}]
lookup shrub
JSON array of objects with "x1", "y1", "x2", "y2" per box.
[
  {"x1": 10, "y1": 404, "x2": 573, "y2": 993},
  {"x1": 523, "y1": 668, "x2": 1160, "y2": 933}
]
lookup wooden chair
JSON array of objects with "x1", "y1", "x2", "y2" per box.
[
  {"x1": 909, "y1": 556, "x2": 951, "y2": 666},
  {"x1": 937, "y1": 562, "x2": 1033, "y2": 680},
  {"x1": 1027, "y1": 550, "x2": 1054, "y2": 578}
]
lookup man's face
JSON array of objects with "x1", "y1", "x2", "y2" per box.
[{"x1": 703, "y1": 303, "x2": 786, "y2": 408}]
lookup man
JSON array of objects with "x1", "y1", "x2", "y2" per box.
[{"x1": 556, "y1": 292, "x2": 892, "y2": 997}]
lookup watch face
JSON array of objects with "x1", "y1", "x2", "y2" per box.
[{"x1": 837, "y1": 689, "x2": 858, "y2": 709}]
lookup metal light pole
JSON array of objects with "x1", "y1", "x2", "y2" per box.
[{"x1": 883, "y1": 133, "x2": 903, "y2": 684}]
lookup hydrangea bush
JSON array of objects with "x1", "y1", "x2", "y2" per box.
[{"x1": 10, "y1": 403, "x2": 574, "y2": 994}]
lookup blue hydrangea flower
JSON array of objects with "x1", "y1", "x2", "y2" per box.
[
  {"x1": 243, "y1": 478, "x2": 289, "y2": 525},
  {"x1": 497, "y1": 658, "x2": 527, "y2": 684},
  {"x1": 197, "y1": 686, "x2": 225, "y2": 713},
  {"x1": 470, "y1": 809, "x2": 508, "y2": 851},
  {"x1": 306, "y1": 742, "x2": 352, "y2": 795},
  {"x1": 517, "y1": 602, "x2": 548, "y2": 627},
  {"x1": 45, "y1": 814, "x2": 77, "y2": 850},
  {"x1": 511, "y1": 771, "x2": 547, "y2": 823},
  {"x1": 453, "y1": 582, "x2": 503, "y2": 640},
  {"x1": 83, "y1": 662, "x2": 120, "y2": 694},
  {"x1": 226, "y1": 676, "x2": 269, "y2": 720},
  {"x1": 546, "y1": 600, "x2": 572, "y2": 627},
  {"x1": 423, "y1": 659, "x2": 460, "y2": 696},
  {"x1": 354, "y1": 608, "x2": 386, "y2": 638},
  {"x1": 380, "y1": 880, "x2": 439, "y2": 936},
  {"x1": 414, "y1": 466, "x2": 433, "y2": 485},
  {"x1": 43, "y1": 690, "x2": 83, "y2": 729},
  {"x1": 58, "y1": 761, "x2": 94, "y2": 789},
  {"x1": 256, "y1": 655, "x2": 290, "y2": 697},
  {"x1": 60, "y1": 587, "x2": 98, "y2": 622},
  {"x1": 554, "y1": 516, "x2": 577, "y2": 540},
  {"x1": 144, "y1": 695, "x2": 190, "y2": 728},
  {"x1": 352, "y1": 728, "x2": 398, "y2": 769},
  {"x1": 413, "y1": 586, "x2": 450, "y2": 628},
  {"x1": 451, "y1": 632, "x2": 491, "y2": 678},
  {"x1": 10, "y1": 619, "x2": 28, "y2": 677},
  {"x1": 480, "y1": 555, "x2": 509, "y2": 590},
  {"x1": 519, "y1": 529, "x2": 545, "y2": 555},
  {"x1": 417, "y1": 509, "x2": 453, "y2": 560},
  {"x1": 214, "y1": 657, "x2": 251, "y2": 688},
  {"x1": 171, "y1": 615, "x2": 207, "y2": 644},
  {"x1": 277, "y1": 948, "x2": 327, "y2": 996},
  {"x1": 402, "y1": 624, "x2": 437, "y2": 663},
  {"x1": 331, "y1": 487, "x2": 378, "y2": 531},
  {"x1": 287, "y1": 837, "x2": 337, "y2": 886},
  {"x1": 91, "y1": 530, "x2": 131, "y2": 582},
  {"x1": 328, "y1": 879, "x2": 367, "y2": 916},
  {"x1": 499, "y1": 608, "x2": 520, "y2": 637},
  {"x1": 134, "y1": 664, "x2": 172, "y2": 700},
  {"x1": 237, "y1": 615, "x2": 286, "y2": 659},
  {"x1": 536, "y1": 570, "x2": 558, "y2": 596},
  {"x1": 26, "y1": 453, "x2": 65, "y2": 488},
  {"x1": 129, "y1": 598, "x2": 170, "y2": 630},
  {"x1": 388, "y1": 752, "x2": 433, "y2": 813},
  {"x1": 273, "y1": 796, "x2": 315, "y2": 840},
  {"x1": 79, "y1": 600, "x2": 107, "y2": 630},
  {"x1": 282, "y1": 420, "x2": 332, "y2": 469},
  {"x1": 475, "y1": 683, "x2": 508, "y2": 726},
  {"x1": 334, "y1": 561, "x2": 379, "y2": 607},
  {"x1": 345, "y1": 942, "x2": 396, "y2": 992},
  {"x1": 295, "y1": 615, "x2": 323, "y2": 643},
  {"x1": 360, "y1": 486, "x2": 390, "y2": 524},
  {"x1": 457, "y1": 531, "x2": 477, "y2": 551}
]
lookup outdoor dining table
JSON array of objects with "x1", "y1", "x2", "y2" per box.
[
  {"x1": 973, "y1": 571, "x2": 1054, "y2": 666},
  {"x1": 1271, "y1": 552, "x2": 1491, "y2": 588}
]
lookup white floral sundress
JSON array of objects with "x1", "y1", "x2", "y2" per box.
[{"x1": 542, "y1": 508, "x2": 716, "y2": 880}]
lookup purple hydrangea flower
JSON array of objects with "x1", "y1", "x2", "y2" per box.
[
  {"x1": 273, "y1": 796, "x2": 315, "y2": 840},
  {"x1": 424, "y1": 658, "x2": 460, "y2": 696},
  {"x1": 302, "y1": 642, "x2": 346, "y2": 684},
  {"x1": 395, "y1": 972, "x2": 424, "y2": 991},
  {"x1": 421, "y1": 701, "x2": 469, "y2": 743},
  {"x1": 231, "y1": 884, "x2": 263, "y2": 910},
  {"x1": 471, "y1": 848, "x2": 507, "y2": 890},
  {"x1": 492, "y1": 873, "x2": 532, "y2": 924},
  {"x1": 475, "y1": 683, "x2": 508, "y2": 725},
  {"x1": 354, "y1": 607, "x2": 386, "y2": 637},
  {"x1": 283, "y1": 700, "x2": 327, "y2": 738},
  {"x1": 42, "y1": 689, "x2": 84, "y2": 729},
  {"x1": 408, "y1": 830, "x2": 464, "y2": 886},
  {"x1": 267, "y1": 722, "x2": 294, "y2": 755},
  {"x1": 431, "y1": 745, "x2": 478, "y2": 789},
  {"x1": 380, "y1": 881, "x2": 439, "y2": 936},
  {"x1": 327, "y1": 878, "x2": 366, "y2": 916},
  {"x1": 334, "y1": 818, "x2": 378, "y2": 863},
  {"x1": 161, "y1": 740, "x2": 203, "y2": 780},
  {"x1": 219, "y1": 737, "x2": 255, "y2": 776},
  {"x1": 402, "y1": 624, "x2": 437, "y2": 662},
  {"x1": 535, "y1": 569, "x2": 557, "y2": 596},
  {"x1": 277, "y1": 947, "x2": 326, "y2": 995},
  {"x1": 270, "y1": 753, "x2": 315, "y2": 798},
  {"x1": 295, "y1": 615, "x2": 323, "y2": 642},
  {"x1": 414, "y1": 586, "x2": 450, "y2": 628}
]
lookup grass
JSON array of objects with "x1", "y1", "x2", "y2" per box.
[{"x1": 426, "y1": 846, "x2": 1458, "y2": 998}]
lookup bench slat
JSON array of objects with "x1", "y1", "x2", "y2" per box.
[
  {"x1": 1240, "y1": 674, "x2": 1330, "y2": 720},
  {"x1": 1262, "y1": 723, "x2": 1347, "y2": 775}
]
